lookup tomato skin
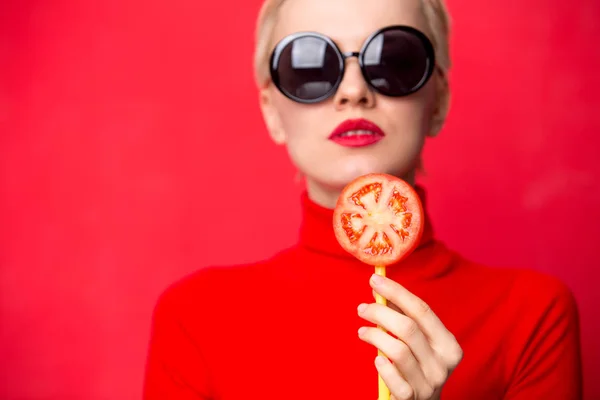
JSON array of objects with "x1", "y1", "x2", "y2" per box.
[{"x1": 333, "y1": 174, "x2": 424, "y2": 266}]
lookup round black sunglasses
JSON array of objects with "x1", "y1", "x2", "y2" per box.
[{"x1": 269, "y1": 25, "x2": 436, "y2": 104}]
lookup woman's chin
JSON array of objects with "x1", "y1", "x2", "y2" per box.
[
  {"x1": 334, "y1": 160, "x2": 414, "y2": 184},
  {"x1": 300, "y1": 156, "x2": 417, "y2": 191},
  {"x1": 307, "y1": 163, "x2": 388, "y2": 190},
  {"x1": 337, "y1": 159, "x2": 384, "y2": 179}
]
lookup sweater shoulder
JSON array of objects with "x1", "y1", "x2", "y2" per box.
[
  {"x1": 154, "y1": 247, "x2": 301, "y2": 311},
  {"x1": 449, "y1": 255, "x2": 578, "y2": 317}
]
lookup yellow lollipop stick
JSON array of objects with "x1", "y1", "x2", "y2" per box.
[{"x1": 374, "y1": 264, "x2": 391, "y2": 400}]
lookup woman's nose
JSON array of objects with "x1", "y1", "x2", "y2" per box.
[{"x1": 332, "y1": 58, "x2": 376, "y2": 109}]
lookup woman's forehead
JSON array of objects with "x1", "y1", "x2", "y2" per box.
[{"x1": 273, "y1": 0, "x2": 428, "y2": 49}]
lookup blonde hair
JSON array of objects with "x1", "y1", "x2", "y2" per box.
[{"x1": 253, "y1": 0, "x2": 452, "y2": 135}]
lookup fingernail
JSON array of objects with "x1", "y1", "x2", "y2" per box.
[
  {"x1": 357, "y1": 303, "x2": 368, "y2": 314},
  {"x1": 371, "y1": 274, "x2": 384, "y2": 286},
  {"x1": 358, "y1": 327, "x2": 367, "y2": 337},
  {"x1": 375, "y1": 356, "x2": 387, "y2": 367}
]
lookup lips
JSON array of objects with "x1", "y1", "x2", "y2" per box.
[{"x1": 328, "y1": 118, "x2": 385, "y2": 147}]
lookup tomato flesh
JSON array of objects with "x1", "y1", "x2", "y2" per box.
[{"x1": 333, "y1": 174, "x2": 424, "y2": 266}]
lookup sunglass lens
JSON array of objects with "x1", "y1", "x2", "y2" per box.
[
  {"x1": 362, "y1": 28, "x2": 433, "y2": 96},
  {"x1": 272, "y1": 36, "x2": 341, "y2": 102}
]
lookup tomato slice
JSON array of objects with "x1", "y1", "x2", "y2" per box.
[{"x1": 333, "y1": 174, "x2": 424, "y2": 266}]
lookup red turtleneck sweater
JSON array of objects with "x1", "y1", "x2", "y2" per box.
[{"x1": 143, "y1": 191, "x2": 582, "y2": 399}]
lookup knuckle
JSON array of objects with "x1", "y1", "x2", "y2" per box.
[
  {"x1": 398, "y1": 319, "x2": 419, "y2": 339},
  {"x1": 448, "y1": 344, "x2": 464, "y2": 367},
  {"x1": 415, "y1": 299, "x2": 432, "y2": 317},
  {"x1": 388, "y1": 342, "x2": 411, "y2": 362},
  {"x1": 420, "y1": 384, "x2": 435, "y2": 399},
  {"x1": 397, "y1": 385, "x2": 414, "y2": 400},
  {"x1": 430, "y1": 366, "x2": 448, "y2": 388},
  {"x1": 437, "y1": 336, "x2": 464, "y2": 367}
]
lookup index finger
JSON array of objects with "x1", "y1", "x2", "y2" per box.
[{"x1": 369, "y1": 274, "x2": 461, "y2": 360}]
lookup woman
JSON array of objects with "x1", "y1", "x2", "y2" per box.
[{"x1": 143, "y1": 0, "x2": 582, "y2": 398}]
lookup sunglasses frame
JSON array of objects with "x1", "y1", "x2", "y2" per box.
[{"x1": 269, "y1": 25, "x2": 437, "y2": 104}]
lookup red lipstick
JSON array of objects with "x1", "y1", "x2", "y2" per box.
[{"x1": 328, "y1": 118, "x2": 385, "y2": 147}]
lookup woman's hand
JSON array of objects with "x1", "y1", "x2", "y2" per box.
[{"x1": 357, "y1": 274, "x2": 463, "y2": 400}]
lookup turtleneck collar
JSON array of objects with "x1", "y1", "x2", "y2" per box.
[{"x1": 298, "y1": 186, "x2": 456, "y2": 281}]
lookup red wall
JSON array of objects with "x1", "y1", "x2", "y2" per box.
[{"x1": 1, "y1": 0, "x2": 598, "y2": 398}]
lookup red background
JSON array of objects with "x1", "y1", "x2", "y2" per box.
[{"x1": 1, "y1": 0, "x2": 599, "y2": 398}]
